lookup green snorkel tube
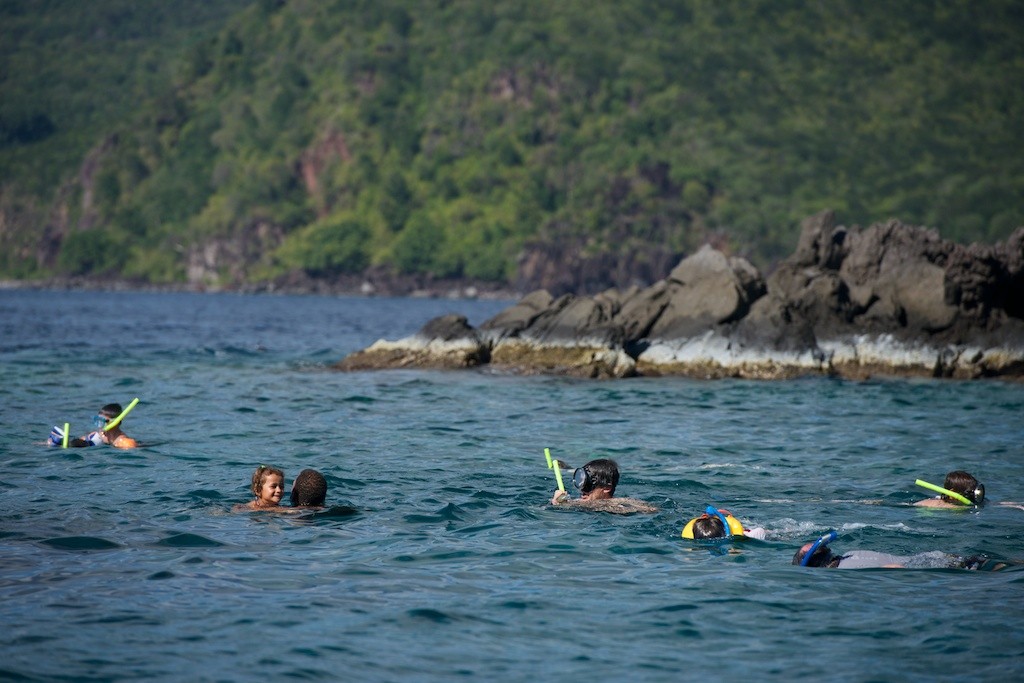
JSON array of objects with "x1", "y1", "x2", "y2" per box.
[
  {"x1": 103, "y1": 398, "x2": 139, "y2": 432},
  {"x1": 545, "y1": 447, "x2": 565, "y2": 492},
  {"x1": 552, "y1": 460, "x2": 565, "y2": 492},
  {"x1": 915, "y1": 479, "x2": 973, "y2": 506},
  {"x1": 800, "y1": 530, "x2": 838, "y2": 567}
]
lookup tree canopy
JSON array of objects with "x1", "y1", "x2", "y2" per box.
[{"x1": 2, "y1": 0, "x2": 1022, "y2": 290}]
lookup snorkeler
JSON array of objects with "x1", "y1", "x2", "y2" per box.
[
  {"x1": 49, "y1": 402, "x2": 139, "y2": 449},
  {"x1": 914, "y1": 470, "x2": 985, "y2": 508},
  {"x1": 290, "y1": 468, "x2": 328, "y2": 508},
  {"x1": 681, "y1": 505, "x2": 767, "y2": 540},
  {"x1": 551, "y1": 458, "x2": 657, "y2": 514},
  {"x1": 792, "y1": 531, "x2": 1013, "y2": 570}
]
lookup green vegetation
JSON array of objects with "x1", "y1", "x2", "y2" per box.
[{"x1": 2, "y1": 0, "x2": 1022, "y2": 289}]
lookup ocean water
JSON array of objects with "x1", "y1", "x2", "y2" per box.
[{"x1": 1, "y1": 289, "x2": 1022, "y2": 682}]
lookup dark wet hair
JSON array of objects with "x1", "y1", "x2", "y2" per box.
[
  {"x1": 100, "y1": 404, "x2": 122, "y2": 418},
  {"x1": 291, "y1": 469, "x2": 327, "y2": 507},
  {"x1": 944, "y1": 470, "x2": 984, "y2": 504},
  {"x1": 578, "y1": 459, "x2": 619, "y2": 495},
  {"x1": 251, "y1": 465, "x2": 284, "y2": 497},
  {"x1": 692, "y1": 515, "x2": 727, "y2": 539}
]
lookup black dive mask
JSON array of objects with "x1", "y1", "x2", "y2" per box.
[
  {"x1": 971, "y1": 483, "x2": 985, "y2": 504},
  {"x1": 572, "y1": 467, "x2": 593, "y2": 493}
]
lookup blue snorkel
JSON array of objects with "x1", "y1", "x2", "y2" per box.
[
  {"x1": 706, "y1": 505, "x2": 733, "y2": 538},
  {"x1": 800, "y1": 530, "x2": 838, "y2": 567}
]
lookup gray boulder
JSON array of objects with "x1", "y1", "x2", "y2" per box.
[
  {"x1": 479, "y1": 289, "x2": 555, "y2": 340},
  {"x1": 335, "y1": 314, "x2": 490, "y2": 370},
  {"x1": 647, "y1": 245, "x2": 766, "y2": 340}
]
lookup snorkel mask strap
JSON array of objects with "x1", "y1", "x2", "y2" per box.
[
  {"x1": 705, "y1": 505, "x2": 732, "y2": 538},
  {"x1": 801, "y1": 530, "x2": 838, "y2": 567}
]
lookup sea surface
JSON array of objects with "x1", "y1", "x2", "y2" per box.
[{"x1": 1, "y1": 289, "x2": 1022, "y2": 682}]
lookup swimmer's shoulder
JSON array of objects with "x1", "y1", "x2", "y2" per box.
[
  {"x1": 914, "y1": 498, "x2": 957, "y2": 508},
  {"x1": 588, "y1": 497, "x2": 658, "y2": 515},
  {"x1": 613, "y1": 497, "x2": 658, "y2": 514}
]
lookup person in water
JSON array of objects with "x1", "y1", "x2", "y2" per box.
[
  {"x1": 234, "y1": 465, "x2": 285, "y2": 511},
  {"x1": 792, "y1": 532, "x2": 1011, "y2": 570},
  {"x1": 290, "y1": 469, "x2": 327, "y2": 508},
  {"x1": 49, "y1": 403, "x2": 138, "y2": 449},
  {"x1": 551, "y1": 458, "x2": 657, "y2": 514},
  {"x1": 682, "y1": 506, "x2": 767, "y2": 540},
  {"x1": 914, "y1": 470, "x2": 985, "y2": 508}
]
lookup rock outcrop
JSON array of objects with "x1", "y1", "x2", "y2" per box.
[
  {"x1": 336, "y1": 213, "x2": 1024, "y2": 380},
  {"x1": 336, "y1": 314, "x2": 490, "y2": 371}
]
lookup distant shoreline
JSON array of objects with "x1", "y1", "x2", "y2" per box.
[{"x1": 0, "y1": 277, "x2": 521, "y2": 301}]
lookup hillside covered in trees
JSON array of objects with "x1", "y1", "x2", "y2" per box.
[{"x1": 2, "y1": 0, "x2": 1022, "y2": 294}]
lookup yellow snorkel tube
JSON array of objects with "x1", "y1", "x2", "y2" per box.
[
  {"x1": 915, "y1": 478, "x2": 974, "y2": 506},
  {"x1": 681, "y1": 505, "x2": 745, "y2": 539},
  {"x1": 545, "y1": 447, "x2": 564, "y2": 492},
  {"x1": 103, "y1": 398, "x2": 139, "y2": 431}
]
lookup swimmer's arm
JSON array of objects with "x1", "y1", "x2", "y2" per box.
[
  {"x1": 551, "y1": 490, "x2": 571, "y2": 505},
  {"x1": 743, "y1": 527, "x2": 767, "y2": 540},
  {"x1": 552, "y1": 496, "x2": 597, "y2": 510}
]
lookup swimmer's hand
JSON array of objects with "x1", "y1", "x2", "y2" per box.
[
  {"x1": 48, "y1": 425, "x2": 65, "y2": 446},
  {"x1": 551, "y1": 490, "x2": 570, "y2": 506}
]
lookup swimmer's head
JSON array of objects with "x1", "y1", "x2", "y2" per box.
[
  {"x1": 100, "y1": 404, "x2": 122, "y2": 419},
  {"x1": 944, "y1": 470, "x2": 985, "y2": 505},
  {"x1": 792, "y1": 542, "x2": 839, "y2": 568},
  {"x1": 92, "y1": 404, "x2": 122, "y2": 429},
  {"x1": 691, "y1": 514, "x2": 727, "y2": 539},
  {"x1": 572, "y1": 459, "x2": 619, "y2": 498},
  {"x1": 793, "y1": 532, "x2": 842, "y2": 568},
  {"x1": 682, "y1": 507, "x2": 745, "y2": 539},
  {"x1": 251, "y1": 464, "x2": 285, "y2": 498},
  {"x1": 291, "y1": 469, "x2": 327, "y2": 507}
]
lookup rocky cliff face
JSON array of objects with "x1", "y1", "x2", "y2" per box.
[{"x1": 337, "y1": 212, "x2": 1024, "y2": 380}]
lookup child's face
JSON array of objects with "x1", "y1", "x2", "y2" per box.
[{"x1": 258, "y1": 474, "x2": 284, "y2": 506}]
